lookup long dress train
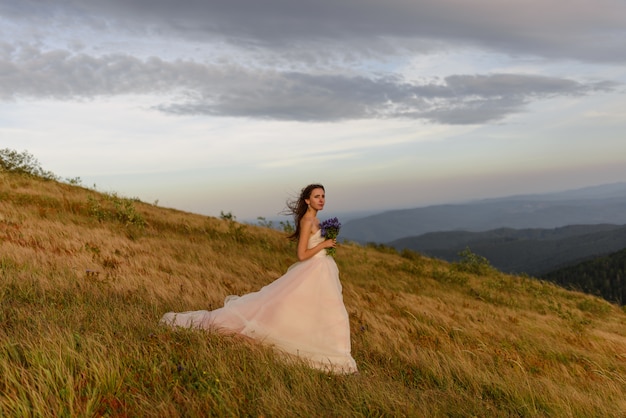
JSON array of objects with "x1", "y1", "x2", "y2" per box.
[{"x1": 160, "y1": 229, "x2": 358, "y2": 374}]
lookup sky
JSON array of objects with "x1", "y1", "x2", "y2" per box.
[{"x1": 1, "y1": 0, "x2": 626, "y2": 222}]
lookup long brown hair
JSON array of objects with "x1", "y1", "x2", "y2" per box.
[{"x1": 284, "y1": 184, "x2": 325, "y2": 241}]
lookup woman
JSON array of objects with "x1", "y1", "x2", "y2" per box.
[{"x1": 160, "y1": 184, "x2": 358, "y2": 374}]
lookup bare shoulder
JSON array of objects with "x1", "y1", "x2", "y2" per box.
[{"x1": 300, "y1": 215, "x2": 319, "y2": 234}]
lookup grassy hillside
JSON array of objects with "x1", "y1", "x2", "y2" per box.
[{"x1": 2, "y1": 171, "x2": 626, "y2": 417}]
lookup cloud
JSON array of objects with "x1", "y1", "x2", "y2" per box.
[
  {"x1": 0, "y1": 45, "x2": 618, "y2": 124},
  {"x1": 161, "y1": 72, "x2": 619, "y2": 124},
  {"x1": 1, "y1": 1, "x2": 622, "y2": 125},
  {"x1": 4, "y1": 0, "x2": 626, "y2": 63}
]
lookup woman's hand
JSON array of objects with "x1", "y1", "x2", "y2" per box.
[{"x1": 323, "y1": 238, "x2": 337, "y2": 249}]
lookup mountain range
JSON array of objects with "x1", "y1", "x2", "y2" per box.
[{"x1": 341, "y1": 182, "x2": 626, "y2": 244}]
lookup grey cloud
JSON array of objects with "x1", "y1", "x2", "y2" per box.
[
  {"x1": 0, "y1": 46, "x2": 617, "y2": 124},
  {"x1": 3, "y1": 0, "x2": 626, "y2": 62},
  {"x1": 0, "y1": 47, "x2": 175, "y2": 98},
  {"x1": 165, "y1": 73, "x2": 616, "y2": 124}
]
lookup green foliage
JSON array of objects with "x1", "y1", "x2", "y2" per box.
[
  {"x1": 366, "y1": 242, "x2": 399, "y2": 254},
  {"x1": 64, "y1": 176, "x2": 83, "y2": 186},
  {"x1": 220, "y1": 211, "x2": 248, "y2": 243},
  {"x1": 453, "y1": 247, "x2": 494, "y2": 275},
  {"x1": 279, "y1": 220, "x2": 294, "y2": 235},
  {"x1": 256, "y1": 216, "x2": 274, "y2": 229},
  {"x1": 400, "y1": 248, "x2": 422, "y2": 261},
  {"x1": 0, "y1": 148, "x2": 58, "y2": 180},
  {"x1": 219, "y1": 211, "x2": 236, "y2": 222},
  {"x1": 255, "y1": 217, "x2": 296, "y2": 237},
  {"x1": 0, "y1": 256, "x2": 18, "y2": 276},
  {"x1": 87, "y1": 193, "x2": 146, "y2": 229},
  {"x1": 576, "y1": 297, "x2": 612, "y2": 316}
]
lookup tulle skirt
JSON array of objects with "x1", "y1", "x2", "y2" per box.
[{"x1": 160, "y1": 254, "x2": 357, "y2": 374}]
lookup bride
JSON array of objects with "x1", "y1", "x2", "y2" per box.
[{"x1": 160, "y1": 184, "x2": 358, "y2": 374}]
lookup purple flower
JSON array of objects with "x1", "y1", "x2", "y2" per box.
[{"x1": 320, "y1": 217, "x2": 341, "y2": 257}]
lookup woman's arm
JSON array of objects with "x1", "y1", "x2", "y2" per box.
[{"x1": 296, "y1": 218, "x2": 336, "y2": 261}]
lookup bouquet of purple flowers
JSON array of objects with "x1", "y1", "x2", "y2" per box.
[{"x1": 320, "y1": 217, "x2": 341, "y2": 257}]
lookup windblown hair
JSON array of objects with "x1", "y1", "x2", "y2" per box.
[{"x1": 284, "y1": 184, "x2": 325, "y2": 241}]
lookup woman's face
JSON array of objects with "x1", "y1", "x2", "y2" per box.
[{"x1": 306, "y1": 188, "x2": 325, "y2": 211}]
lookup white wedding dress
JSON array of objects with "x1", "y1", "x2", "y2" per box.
[{"x1": 160, "y1": 229, "x2": 358, "y2": 374}]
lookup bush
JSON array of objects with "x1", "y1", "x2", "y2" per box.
[
  {"x1": 87, "y1": 193, "x2": 146, "y2": 229},
  {"x1": 453, "y1": 247, "x2": 494, "y2": 275},
  {"x1": 220, "y1": 211, "x2": 248, "y2": 243},
  {"x1": 0, "y1": 148, "x2": 58, "y2": 180}
]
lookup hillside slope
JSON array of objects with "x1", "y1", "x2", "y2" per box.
[{"x1": 1, "y1": 172, "x2": 626, "y2": 417}]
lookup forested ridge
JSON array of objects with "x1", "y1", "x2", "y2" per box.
[
  {"x1": 542, "y1": 248, "x2": 626, "y2": 305},
  {"x1": 388, "y1": 224, "x2": 626, "y2": 273},
  {"x1": 388, "y1": 225, "x2": 626, "y2": 305}
]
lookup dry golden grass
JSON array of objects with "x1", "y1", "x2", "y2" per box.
[{"x1": 1, "y1": 171, "x2": 626, "y2": 417}]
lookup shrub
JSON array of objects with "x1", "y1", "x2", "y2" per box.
[
  {"x1": 220, "y1": 211, "x2": 248, "y2": 243},
  {"x1": 0, "y1": 148, "x2": 58, "y2": 180},
  {"x1": 453, "y1": 247, "x2": 494, "y2": 275},
  {"x1": 87, "y1": 193, "x2": 146, "y2": 229}
]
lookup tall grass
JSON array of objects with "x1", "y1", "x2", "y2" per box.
[{"x1": 1, "y1": 171, "x2": 626, "y2": 417}]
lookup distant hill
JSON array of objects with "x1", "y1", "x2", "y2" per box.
[
  {"x1": 387, "y1": 224, "x2": 626, "y2": 276},
  {"x1": 341, "y1": 182, "x2": 626, "y2": 243},
  {"x1": 542, "y1": 248, "x2": 626, "y2": 305}
]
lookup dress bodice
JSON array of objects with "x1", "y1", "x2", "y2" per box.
[{"x1": 308, "y1": 229, "x2": 327, "y2": 257}]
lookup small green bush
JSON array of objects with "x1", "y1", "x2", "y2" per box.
[
  {"x1": 0, "y1": 148, "x2": 58, "y2": 180},
  {"x1": 87, "y1": 193, "x2": 146, "y2": 229},
  {"x1": 453, "y1": 247, "x2": 494, "y2": 275},
  {"x1": 220, "y1": 211, "x2": 248, "y2": 243}
]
